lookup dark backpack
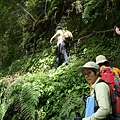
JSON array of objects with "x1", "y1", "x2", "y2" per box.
[{"x1": 100, "y1": 67, "x2": 120, "y2": 119}]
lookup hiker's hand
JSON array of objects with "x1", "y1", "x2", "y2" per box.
[{"x1": 50, "y1": 39, "x2": 52, "y2": 44}]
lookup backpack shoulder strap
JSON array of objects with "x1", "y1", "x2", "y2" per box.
[
  {"x1": 62, "y1": 30, "x2": 66, "y2": 33},
  {"x1": 98, "y1": 79, "x2": 108, "y2": 84}
]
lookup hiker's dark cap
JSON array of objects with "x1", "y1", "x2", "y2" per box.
[{"x1": 56, "y1": 26, "x2": 62, "y2": 30}]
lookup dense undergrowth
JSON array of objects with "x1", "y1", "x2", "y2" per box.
[{"x1": 0, "y1": 35, "x2": 120, "y2": 120}]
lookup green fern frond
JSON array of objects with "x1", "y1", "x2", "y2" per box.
[
  {"x1": 0, "y1": 102, "x2": 7, "y2": 120},
  {"x1": 1, "y1": 79, "x2": 41, "y2": 120},
  {"x1": 20, "y1": 82, "x2": 41, "y2": 120},
  {"x1": 82, "y1": 0, "x2": 103, "y2": 24},
  {"x1": 59, "y1": 94, "x2": 85, "y2": 119}
]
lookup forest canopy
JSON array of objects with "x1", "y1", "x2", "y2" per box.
[{"x1": 0, "y1": 0, "x2": 120, "y2": 69}]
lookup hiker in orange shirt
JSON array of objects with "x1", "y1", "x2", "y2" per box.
[
  {"x1": 90, "y1": 55, "x2": 120, "y2": 89},
  {"x1": 96, "y1": 55, "x2": 120, "y2": 78}
]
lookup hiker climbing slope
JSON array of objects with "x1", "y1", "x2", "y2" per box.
[{"x1": 50, "y1": 26, "x2": 70, "y2": 68}]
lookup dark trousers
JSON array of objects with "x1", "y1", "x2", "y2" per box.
[{"x1": 54, "y1": 41, "x2": 70, "y2": 68}]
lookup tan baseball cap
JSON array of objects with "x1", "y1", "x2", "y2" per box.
[
  {"x1": 77, "y1": 61, "x2": 100, "y2": 72},
  {"x1": 96, "y1": 55, "x2": 108, "y2": 64}
]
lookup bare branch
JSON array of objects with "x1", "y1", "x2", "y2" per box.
[
  {"x1": 73, "y1": 29, "x2": 115, "y2": 43},
  {"x1": 93, "y1": 29, "x2": 114, "y2": 34},
  {"x1": 17, "y1": 3, "x2": 36, "y2": 22}
]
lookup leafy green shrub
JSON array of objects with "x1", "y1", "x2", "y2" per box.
[{"x1": 1, "y1": 34, "x2": 120, "y2": 120}]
